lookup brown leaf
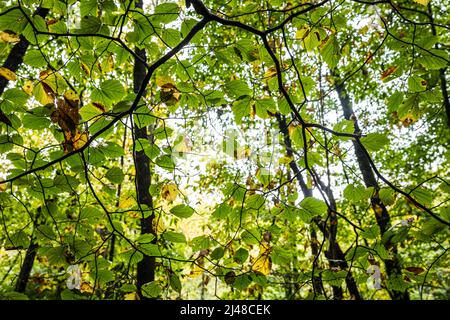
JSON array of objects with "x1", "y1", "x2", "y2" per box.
[
  {"x1": 405, "y1": 267, "x2": 425, "y2": 275},
  {"x1": 381, "y1": 66, "x2": 398, "y2": 80}
]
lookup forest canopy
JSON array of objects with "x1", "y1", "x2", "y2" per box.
[{"x1": 0, "y1": 0, "x2": 449, "y2": 301}]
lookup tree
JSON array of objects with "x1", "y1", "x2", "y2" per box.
[{"x1": 0, "y1": 0, "x2": 448, "y2": 300}]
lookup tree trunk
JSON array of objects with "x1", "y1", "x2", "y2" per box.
[
  {"x1": 15, "y1": 242, "x2": 38, "y2": 293},
  {"x1": 426, "y1": 4, "x2": 450, "y2": 129},
  {"x1": 133, "y1": 0, "x2": 156, "y2": 300},
  {"x1": 0, "y1": 7, "x2": 49, "y2": 126},
  {"x1": 334, "y1": 79, "x2": 409, "y2": 300},
  {"x1": 277, "y1": 114, "x2": 362, "y2": 300}
]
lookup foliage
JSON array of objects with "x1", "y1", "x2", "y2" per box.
[{"x1": 0, "y1": 0, "x2": 448, "y2": 300}]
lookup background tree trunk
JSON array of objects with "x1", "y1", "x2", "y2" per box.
[{"x1": 133, "y1": 0, "x2": 156, "y2": 300}]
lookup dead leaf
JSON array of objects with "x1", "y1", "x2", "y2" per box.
[
  {"x1": 405, "y1": 266, "x2": 425, "y2": 275},
  {"x1": 0, "y1": 31, "x2": 20, "y2": 43},
  {"x1": 381, "y1": 66, "x2": 398, "y2": 80},
  {"x1": 161, "y1": 183, "x2": 178, "y2": 201}
]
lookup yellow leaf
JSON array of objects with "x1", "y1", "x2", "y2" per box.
[
  {"x1": 188, "y1": 263, "x2": 204, "y2": 278},
  {"x1": 80, "y1": 282, "x2": 93, "y2": 293},
  {"x1": 174, "y1": 136, "x2": 192, "y2": 153},
  {"x1": 0, "y1": 31, "x2": 20, "y2": 43},
  {"x1": 161, "y1": 183, "x2": 178, "y2": 201},
  {"x1": 295, "y1": 27, "x2": 309, "y2": 40},
  {"x1": 73, "y1": 131, "x2": 88, "y2": 150},
  {"x1": 119, "y1": 196, "x2": 135, "y2": 209},
  {"x1": 264, "y1": 67, "x2": 277, "y2": 79},
  {"x1": 39, "y1": 69, "x2": 53, "y2": 81},
  {"x1": 413, "y1": 0, "x2": 430, "y2": 6},
  {"x1": 124, "y1": 293, "x2": 137, "y2": 300},
  {"x1": 22, "y1": 80, "x2": 34, "y2": 95},
  {"x1": 374, "y1": 204, "x2": 383, "y2": 216},
  {"x1": 156, "y1": 75, "x2": 174, "y2": 87},
  {"x1": 278, "y1": 155, "x2": 293, "y2": 165},
  {"x1": 252, "y1": 243, "x2": 272, "y2": 275},
  {"x1": 252, "y1": 252, "x2": 272, "y2": 276},
  {"x1": 0, "y1": 183, "x2": 6, "y2": 192},
  {"x1": 64, "y1": 90, "x2": 79, "y2": 102},
  {"x1": 0, "y1": 67, "x2": 17, "y2": 81},
  {"x1": 152, "y1": 215, "x2": 166, "y2": 234},
  {"x1": 33, "y1": 82, "x2": 54, "y2": 105}
]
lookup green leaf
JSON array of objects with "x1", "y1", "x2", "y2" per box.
[
  {"x1": 22, "y1": 113, "x2": 51, "y2": 130},
  {"x1": 36, "y1": 225, "x2": 56, "y2": 242},
  {"x1": 361, "y1": 225, "x2": 380, "y2": 240},
  {"x1": 360, "y1": 133, "x2": 389, "y2": 152},
  {"x1": 300, "y1": 197, "x2": 327, "y2": 217},
  {"x1": 255, "y1": 98, "x2": 276, "y2": 119},
  {"x1": 163, "y1": 231, "x2": 186, "y2": 243},
  {"x1": 213, "y1": 203, "x2": 232, "y2": 219},
  {"x1": 80, "y1": 103, "x2": 104, "y2": 121},
  {"x1": 373, "y1": 243, "x2": 390, "y2": 260},
  {"x1": 407, "y1": 76, "x2": 427, "y2": 93},
  {"x1": 39, "y1": 246, "x2": 67, "y2": 266},
  {"x1": 386, "y1": 276, "x2": 409, "y2": 292},
  {"x1": 135, "y1": 138, "x2": 160, "y2": 160},
  {"x1": 333, "y1": 119, "x2": 354, "y2": 140},
  {"x1": 245, "y1": 194, "x2": 265, "y2": 210},
  {"x1": 419, "y1": 49, "x2": 449, "y2": 70},
  {"x1": 91, "y1": 80, "x2": 125, "y2": 106},
  {"x1": 379, "y1": 188, "x2": 396, "y2": 205},
  {"x1": 232, "y1": 97, "x2": 251, "y2": 124},
  {"x1": 80, "y1": 0, "x2": 97, "y2": 17},
  {"x1": 272, "y1": 247, "x2": 291, "y2": 265},
  {"x1": 278, "y1": 97, "x2": 291, "y2": 115},
  {"x1": 234, "y1": 248, "x2": 249, "y2": 264},
  {"x1": 138, "y1": 243, "x2": 160, "y2": 256},
  {"x1": 410, "y1": 187, "x2": 433, "y2": 206},
  {"x1": 343, "y1": 184, "x2": 366, "y2": 202},
  {"x1": 387, "y1": 91, "x2": 404, "y2": 113},
  {"x1": 0, "y1": 9, "x2": 28, "y2": 33},
  {"x1": 191, "y1": 235, "x2": 210, "y2": 251},
  {"x1": 141, "y1": 281, "x2": 161, "y2": 298},
  {"x1": 137, "y1": 234, "x2": 155, "y2": 244},
  {"x1": 94, "y1": 269, "x2": 114, "y2": 285},
  {"x1": 100, "y1": 142, "x2": 125, "y2": 158},
  {"x1": 5, "y1": 230, "x2": 29, "y2": 249},
  {"x1": 77, "y1": 15, "x2": 101, "y2": 33},
  {"x1": 155, "y1": 154, "x2": 175, "y2": 171},
  {"x1": 105, "y1": 167, "x2": 124, "y2": 184},
  {"x1": 170, "y1": 204, "x2": 194, "y2": 218},
  {"x1": 120, "y1": 250, "x2": 143, "y2": 265},
  {"x1": 211, "y1": 247, "x2": 225, "y2": 260},
  {"x1": 152, "y1": 3, "x2": 180, "y2": 24},
  {"x1": 161, "y1": 28, "x2": 181, "y2": 47},
  {"x1": 233, "y1": 274, "x2": 252, "y2": 290},
  {"x1": 241, "y1": 229, "x2": 260, "y2": 245},
  {"x1": 120, "y1": 284, "x2": 137, "y2": 293},
  {"x1": 304, "y1": 29, "x2": 321, "y2": 51},
  {"x1": 320, "y1": 35, "x2": 340, "y2": 68},
  {"x1": 23, "y1": 50, "x2": 47, "y2": 68},
  {"x1": 225, "y1": 80, "x2": 253, "y2": 99},
  {"x1": 169, "y1": 274, "x2": 182, "y2": 293},
  {"x1": 322, "y1": 270, "x2": 347, "y2": 287}
]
